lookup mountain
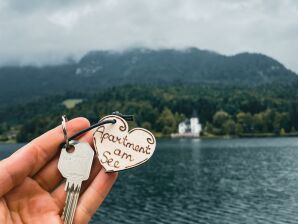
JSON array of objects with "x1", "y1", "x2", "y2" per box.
[{"x1": 0, "y1": 48, "x2": 297, "y2": 106}]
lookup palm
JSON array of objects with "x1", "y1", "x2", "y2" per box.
[
  {"x1": 0, "y1": 118, "x2": 117, "y2": 224},
  {"x1": 1, "y1": 177, "x2": 62, "y2": 224}
]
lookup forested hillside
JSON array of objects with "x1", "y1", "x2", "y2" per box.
[{"x1": 1, "y1": 83, "x2": 298, "y2": 142}]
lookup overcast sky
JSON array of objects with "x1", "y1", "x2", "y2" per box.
[{"x1": 0, "y1": 0, "x2": 297, "y2": 72}]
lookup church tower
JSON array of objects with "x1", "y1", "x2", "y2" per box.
[{"x1": 190, "y1": 110, "x2": 201, "y2": 136}]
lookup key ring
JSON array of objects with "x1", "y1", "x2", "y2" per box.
[
  {"x1": 61, "y1": 115, "x2": 70, "y2": 149},
  {"x1": 60, "y1": 111, "x2": 133, "y2": 148}
]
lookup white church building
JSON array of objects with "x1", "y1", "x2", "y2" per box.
[{"x1": 171, "y1": 111, "x2": 202, "y2": 138}]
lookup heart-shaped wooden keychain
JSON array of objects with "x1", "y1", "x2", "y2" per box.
[{"x1": 93, "y1": 115, "x2": 156, "y2": 172}]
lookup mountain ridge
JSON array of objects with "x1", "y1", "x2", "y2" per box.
[{"x1": 0, "y1": 47, "x2": 297, "y2": 106}]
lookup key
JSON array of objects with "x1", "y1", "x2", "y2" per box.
[
  {"x1": 58, "y1": 140, "x2": 94, "y2": 224},
  {"x1": 58, "y1": 140, "x2": 94, "y2": 223}
]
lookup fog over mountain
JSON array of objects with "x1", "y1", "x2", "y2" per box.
[
  {"x1": 0, "y1": 48, "x2": 297, "y2": 106},
  {"x1": 0, "y1": 0, "x2": 297, "y2": 72}
]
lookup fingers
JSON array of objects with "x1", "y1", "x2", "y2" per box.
[
  {"x1": 29, "y1": 117, "x2": 90, "y2": 174},
  {"x1": 51, "y1": 158, "x2": 102, "y2": 209},
  {"x1": 74, "y1": 170, "x2": 118, "y2": 224},
  {"x1": 33, "y1": 154, "x2": 62, "y2": 192},
  {"x1": 34, "y1": 130, "x2": 94, "y2": 192},
  {"x1": 0, "y1": 117, "x2": 90, "y2": 197}
]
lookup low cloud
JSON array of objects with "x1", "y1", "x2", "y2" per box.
[{"x1": 0, "y1": 0, "x2": 297, "y2": 72}]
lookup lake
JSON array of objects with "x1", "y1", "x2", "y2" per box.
[{"x1": 1, "y1": 137, "x2": 298, "y2": 224}]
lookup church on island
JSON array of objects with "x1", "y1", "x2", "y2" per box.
[{"x1": 171, "y1": 111, "x2": 202, "y2": 138}]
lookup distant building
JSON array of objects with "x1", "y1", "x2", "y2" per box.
[{"x1": 172, "y1": 111, "x2": 202, "y2": 138}]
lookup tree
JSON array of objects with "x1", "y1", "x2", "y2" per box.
[
  {"x1": 204, "y1": 122, "x2": 213, "y2": 134},
  {"x1": 235, "y1": 123, "x2": 244, "y2": 135},
  {"x1": 237, "y1": 112, "x2": 252, "y2": 133},
  {"x1": 252, "y1": 113, "x2": 265, "y2": 132},
  {"x1": 0, "y1": 123, "x2": 8, "y2": 135},
  {"x1": 223, "y1": 119, "x2": 236, "y2": 135},
  {"x1": 141, "y1": 121, "x2": 152, "y2": 130},
  {"x1": 213, "y1": 111, "x2": 230, "y2": 129},
  {"x1": 280, "y1": 128, "x2": 286, "y2": 136},
  {"x1": 157, "y1": 107, "x2": 177, "y2": 135},
  {"x1": 262, "y1": 109, "x2": 275, "y2": 132}
]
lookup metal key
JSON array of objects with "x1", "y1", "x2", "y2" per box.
[{"x1": 58, "y1": 140, "x2": 94, "y2": 224}]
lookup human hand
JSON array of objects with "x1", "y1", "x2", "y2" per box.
[{"x1": 0, "y1": 117, "x2": 118, "y2": 224}]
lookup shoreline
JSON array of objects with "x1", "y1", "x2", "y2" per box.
[
  {"x1": 156, "y1": 132, "x2": 298, "y2": 140},
  {"x1": 1, "y1": 132, "x2": 298, "y2": 144}
]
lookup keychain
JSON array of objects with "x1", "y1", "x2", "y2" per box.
[
  {"x1": 93, "y1": 114, "x2": 156, "y2": 172},
  {"x1": 58, "y1": 112, "x2": 156, "y2": 224}
]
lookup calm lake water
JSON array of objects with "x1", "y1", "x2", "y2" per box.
[{"x1": 1, "y1": 138, "x2": 298, "y2": 224}]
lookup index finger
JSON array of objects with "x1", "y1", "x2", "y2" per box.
[{"x1": 0, "y1": 117, "x2": 90, "y2": 197}]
